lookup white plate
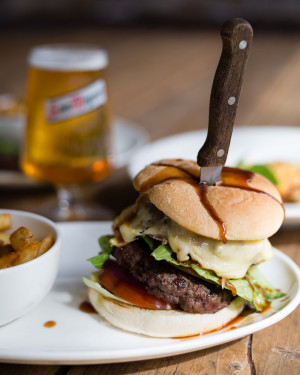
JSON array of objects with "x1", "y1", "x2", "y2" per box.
[
  {"x1": 112, "y1": 118, "x2": 149, "y2": 168},
  {"x1": 0, "y1": 117, "x2": 149, "y2": 188},
  {"x1": 128, "y1": 126, "x2": 300, "y2": 226},
  {"x1": 0, "y1": 221, "x2": 299, "y2": 365}
]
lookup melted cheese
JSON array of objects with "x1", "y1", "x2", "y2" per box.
[
  {"x1": 118, "y1": 199, "x2": 273, "y2": 279},
  {"x1": 168, "y1": 228, "x2": 272, "y2": 278}
]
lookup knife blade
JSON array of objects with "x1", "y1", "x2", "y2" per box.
[{"x1": 197, "y1": 18, "x2": 253, "y2": 185}]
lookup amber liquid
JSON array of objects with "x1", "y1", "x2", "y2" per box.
[{"x1": 22, "y1": 67, "x2": 112, "y2": 184}]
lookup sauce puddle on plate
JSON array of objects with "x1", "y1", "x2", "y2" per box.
[
  {"x1": 79, "y1": 300, "x2": 97, "y2": 314},
  {"x1": 43, "y1": 320, "x2": 56, "y2": 328}
]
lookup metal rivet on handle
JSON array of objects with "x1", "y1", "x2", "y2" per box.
[
  {"x1": 239, "y1": 40, "x2": 247, "y2": 50},
  {"x1": 217, "y1": 149, "x2": 225, "y2": 157},
  {"x1": 228, "y1": 96, "x2": 236, "y2": 105}
]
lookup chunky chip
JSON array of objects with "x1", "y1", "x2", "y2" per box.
[
  {"x1": 0, "y1": 214, "x2": 55, "y2": 269},
  {"x1": 0, "y1": 213, "x2": 11, "y2": 231},
  {"x1": 10, "y1": 226, "x2": 35, "y2": 252}
]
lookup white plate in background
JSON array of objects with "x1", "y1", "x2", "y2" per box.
[
  {"x1": 0, "y1": 221, "x2": 299, "y2": 365},
  {"x1": 112, "y1": 118, "x2": 149, "y2": 168},
  {"x1": 128, "y1": 126, "x2": 300, "y2": 227},
  {"x1": 0, "y1": 117, "x2": 149, "y2": 188}
]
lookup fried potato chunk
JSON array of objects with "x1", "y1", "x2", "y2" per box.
[
  {"x1": 10, "y1": 226, "x2": 35, "y2": 252},
  {"x1": 0, "y1": 232, "x2": 10, "y2": 246},
  {"x1": 0, "y1": 215, "x2": 54, "y2": 269},
  {"x1": 0, "y1": 245, "x2": 19, "y2": 269},
  {"x1": 269, "y1": 162, "x2": 300, "y2": 203},
  {"x1": 13, "y1": 241, "x2": 41, "y2": 266},
  {"x1": 0, "y1": 214, "x2": 11, "y2": 231},
  {"x1": 38, "y1": 234, "x2": 54, "y2": 256}
]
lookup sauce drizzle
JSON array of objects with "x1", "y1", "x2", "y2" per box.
[
  {"x1": 43, "y1": 320, "x2": 56, "y2": 328},
  {"x1": 150, "y1": 162, "x2": 228, "y2": 242},
  {"x1": 217, "y1": 279, "x2": 237, "y2": 296},
  {"x1": 220, "y1": 167, "x2": 285, "y2": 212},
  {"x1": 198, "y1": 184, "x2": 227, "y2": 243},
  {"x1": 79, "y1": 300, "x2": 97, "y2": 314},
  {"x1": 138, "y1": 162, "x2": 284, "y2": 243},
  {"x1": 173, "y1": 302, "x2": 274, "y2": 340}
]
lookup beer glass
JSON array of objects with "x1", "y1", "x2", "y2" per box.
[{"x1": 22, "y1": 44, "x2": 112, "y2": 220}]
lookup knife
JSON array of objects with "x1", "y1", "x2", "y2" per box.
[{"x1": 197, "y1": 18, "x2": 253, "y2": 185}]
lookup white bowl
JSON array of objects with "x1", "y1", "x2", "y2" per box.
[{"x1": 0, "y1": 209, "x2": 61, "y2": 326}]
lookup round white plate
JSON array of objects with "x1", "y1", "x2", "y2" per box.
[
  {"x1": 112, "y1": 118, "x2": 149, "y2": 168},
  {"x1": 0, "y1": 221, "x2": 299, "y2": 365},
  {"x1": 0, "y1": 117, "x2": 149, "y2": 188},
  {"x1": 128, "y1": 126, "x2": 300, "y2": 226}
]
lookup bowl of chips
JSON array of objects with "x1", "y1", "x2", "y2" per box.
[{"x1": 0, "y1": 209, "x2": 61, "y2": 326}]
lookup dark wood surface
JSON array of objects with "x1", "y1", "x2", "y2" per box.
[{"x1": 0, "y1": 26, "x2": 300, "y2": 375}]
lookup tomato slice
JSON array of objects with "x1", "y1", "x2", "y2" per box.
[{"x1": 99, "y1": 262, "x2": 177, "y2": 310}]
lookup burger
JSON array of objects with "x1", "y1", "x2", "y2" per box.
[{"x1": 83, "y1": 159, "x2": 285, "y2": 337}]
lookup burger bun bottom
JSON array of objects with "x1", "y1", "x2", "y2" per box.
[{"x1": 88, "y1": 288, "x2": 245, "y2": 338}]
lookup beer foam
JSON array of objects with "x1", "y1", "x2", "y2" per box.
[{"x1": 28, "y1": 44, "x2": 108, "y2": 71}]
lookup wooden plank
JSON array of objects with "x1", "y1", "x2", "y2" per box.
[
  {"x1": 67, "y1": 336, "x2": 251, "y2": 375},
  {"x1": 0, "y1": 364, "x2": 66, "y2": 375},
  {"x1": 252, "y1": 229, "x2": 300, "y2": 375},
  {"x1": 2, "y1": 29, "x2": 299, "y2": 141},
  {"x1": 252, "y1": 310, "x2": 300, "y2": 375},
  {"x1": 241, "y1": 42, "x2": 300, "y2": 126}
]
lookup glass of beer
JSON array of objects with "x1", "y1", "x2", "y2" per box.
[{"x1": 22, "y1": 44, "x2": 112, "y2": 220}]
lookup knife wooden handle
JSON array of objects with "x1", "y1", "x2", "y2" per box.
[{"x1": 197, "y1": 18, "x2": 253, "y2": 167}]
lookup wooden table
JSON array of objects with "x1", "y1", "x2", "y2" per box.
[{"x1": 0, "y1": 26, "x2": 300, "y2": 374}]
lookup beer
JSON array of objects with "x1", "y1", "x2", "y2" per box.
[{"x1": 22, "y1": 45, "x2": 112, "y2": 184}]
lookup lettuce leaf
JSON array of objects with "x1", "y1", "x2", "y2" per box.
[
  {"x1": 141, "y1": 235, "x2": 156, "y2": 251},
  {"x1": 83, "y1": 272, "x2": 134, "y2": 305},
  {"x1": 237, "y1": 161, "x2": 278, "y2": 185},
  {"x1": 87, "y1": 235, "x2": 114, "y2": 269},
  {"x1": 152, "y1": 243, "x2": 221, "y2": 283},
  {"x1": 0, "y1": 141, "x2": 19, "y2": 156},
  {"x1": 151, "y1": 243, "x2": 283, "y2": 311},
  {"x1": 86, "y1": 234, "x2": 284, "y2": 312},
  {"x1": 247, "y1": 266, "x2": 285, "y2": 300}
]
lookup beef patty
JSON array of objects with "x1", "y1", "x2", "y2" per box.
[{"x1": 112, "y1": 241, "x2": 232, "y2": 314}]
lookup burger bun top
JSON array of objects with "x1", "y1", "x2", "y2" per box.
[{"x1": 133, "y1": 159, "x2": 284, "y2": 241}]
